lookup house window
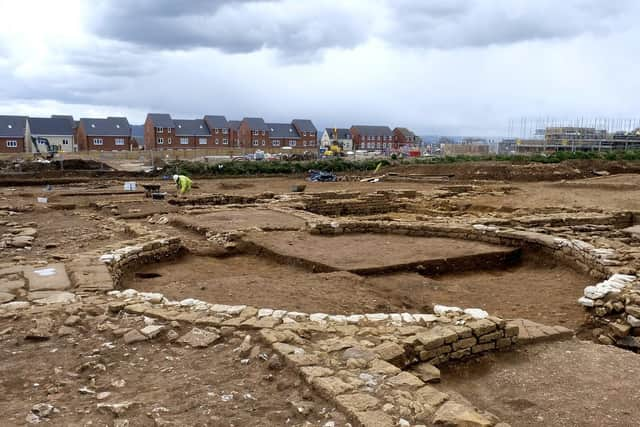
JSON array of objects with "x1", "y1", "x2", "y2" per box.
[
  {"x1": 115, "y1": 138, "x2": 125, "y2": 146},
  {"x1": 156, "y1": 127, "x2": 164, "y2": 133},
  {"x1": 6, "y1": 140, "x2": 17, "y2": 148},
  {"x1": 199, "y1": 138, "x2": 207, "y2": 145},
  {"x1": 223, "y1": 139, "x2": 228, "y2": 145},
  {"x1": 222, "y1": 129, "x2": 228, "y2": 134},
  {"x1": 252, "y1": 140, "x2": 259, "y2": 146},
  {"x1": 261, "y1": 131, "x2": 265, "y2": 136},
  {"x1": 303, "y1": 131, "x2": 307, "y2": 136},
  {"x1": 252, "y1": 130, "x2": 259, "y2": 136},
  {"x1": 62, "y1": 139, "x2": 69, "y2": 145},
  {"x1": 180, "y1": 138, "x2": 188, "y2": 145},
  {"x1": 272, "y1": 140, "x2": 280, "y2": 146},
  {"x1": 93, "y1": 138, "x2": 103, "y2": 145},
  {"x1": 261, "y1": 140, "x2": 266, "y2": 146},
  {"x1": 167, "y1": 128, "x2": 172, "y2": 134},
  {"x1": 168, "y1": 138, "x2": 172, "y2": 144},
  {"x1": 215, "y1": 129, "x2": 220, "y2": 134},
  {"x1": 289, "y1": 140, "x2": 296, "y2": 147},
  {"x1": 215, "y1": 139, "x2": 219, "y2": 145},
  {"x1": 157, "y1": 137, "x2": 164, "y2": 144}
]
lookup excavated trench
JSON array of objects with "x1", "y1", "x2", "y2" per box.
[{"x1": 121, "y1": 232, "x2": 594, "y2": 328}]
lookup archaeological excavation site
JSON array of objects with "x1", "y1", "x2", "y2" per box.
[{"x1": 2, "y1": 161, "x2": 640, "y2": 426}]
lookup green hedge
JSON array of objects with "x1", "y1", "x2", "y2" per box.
[
  {"x1": 161, "y1": 158, "x2": 390, "y2": 177},
  {"x1": 160, "y1": 150, "x2": 640, "y2": 177}
]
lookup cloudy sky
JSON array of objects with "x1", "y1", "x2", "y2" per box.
[{"x1": 0, "y1": 0, "x2": 639, "y2": 136}]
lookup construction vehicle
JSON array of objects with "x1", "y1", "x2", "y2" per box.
[
  {"x1": 323, "y1": 143, "x2": 345, "y2": 157},
  {"x1": 31, "y1": 136, "x2": 59, "y2": 160}
]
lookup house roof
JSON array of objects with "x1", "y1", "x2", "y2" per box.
[
  {"x1": 174, "y1": 119, "x2": 210, "y2": 136},
  {"x1": 352, "y1": 125, "x2": 393, "y2": 137},
  {"x1": 292, "y1": 119, "x2": 317, "y2": 133},
  {"x1": 395, "y1": 127, "x2": 416, "y2": 138},
  {"x1": 204, "y1": 115, "x2": 229, "y2": 129},
  {"x1": 147, "y1": 113, "x2": 175, "y2": 128},
  {"x1": 266, "y1": 123, "x2": 300, "y2": 139},
  {"x1": 80, "y1": 117, "x2": 131, "y2": 136},
  {"x1": 242, "y1": 117, "x2": 268, "y2": 131},
  {"x1": 51, "y1": 115, "x2": 77, "y2": 129},
  {"x1": 0, "y1": 115, "x2": 27, "y2": 138},
  {"x1": 28, "y1": 117, "x2": 74, "y2": 136},
  {"x1": 325, "y1": 128, "x2": 351, "y2": 140},
  {"x1": 228, "y1": 120, "x2": 241, "y2": 131}
]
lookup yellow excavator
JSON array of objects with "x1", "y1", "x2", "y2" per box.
[{"x1": 323, "y1": 127, "x2": 345, "y2": 157}]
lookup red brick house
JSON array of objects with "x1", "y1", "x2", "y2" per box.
[
  {"x1": 292, "y1": 119, "x2": 318, "y2": 148},
  {"x1": 0, "y1": 115, "x2": 27, "y2": 154},
  {"x1": 173, "y1": 119, "x2": 211, "y2": 148},
  {"x1": 204, "y1": 115, "x2": 230, "y2": 148},
  {"x1": 76, "y1": 117, "x2": 132, "y2": 151},
  {"x1": 266, "y1": 122, "x2": 300, "y2": 149},
  {"x1": 350, "y1": 125, "x2": 393, "y2": 150},
  {"x1": 239, "y1": 117, "x2": 269, "y2": 149},
  {"x1": 144, "y1": 113, "x2": 175, "y2": 150},
  {"x1": 393, "y1": 127, "x2": 420, "y2": 150}
]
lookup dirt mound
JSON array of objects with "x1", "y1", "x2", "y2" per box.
[
  {"x1": 387, "y1": 160, "x2": 640, "y2": 182},
  {"x1": 2, "y1": 158, "x2": 113, "y2": 173}
]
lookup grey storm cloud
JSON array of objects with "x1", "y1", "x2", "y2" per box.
[
  {"x1": 88, "y1": 0, "x2": 639, "y2": 58},
  {"x1": 387, "y1": 0, "x2": 638, "y2": 48},
  {"x1": 90, "y1": 0, "x2": 368, "y2": 57}
]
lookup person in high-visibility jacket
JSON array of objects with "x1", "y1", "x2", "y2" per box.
[{"x1": 173, "y1": 174, "x2": 192, "y2": 196}]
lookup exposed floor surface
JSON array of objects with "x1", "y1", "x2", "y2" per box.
[
  {"x1": 247, "y1": 232, "x2": 517, "y2": 273},
  {"x1": 371, "y1": 256, "x2": 593, "y2": 328},
  {"x1": 439, "y1": 339, "x2": 640, "y2": 427},
  {"x1": 182, "y1": 208, "x2": 306, "y2": 233},
  {"x1": 126, "y1": 254, "x2": 593, "y2": 325}
]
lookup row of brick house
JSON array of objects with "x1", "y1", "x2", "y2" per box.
[
  {"x1": 0, "y1": 112, "x2": 421, "y2": 155},
  {"x1": 320, "y1": 126, "x2": 421, "y2": 152},
  {"x1": 144, "y1": 114, "x2": 318, "y2": 152},
  {"x1": 0, "y1": 115, "x2": 134, "y2": 154}
]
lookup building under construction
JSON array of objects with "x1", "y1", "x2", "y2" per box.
[{"x1": 503, "y1": 117, "x2": 640, "y2": 153}]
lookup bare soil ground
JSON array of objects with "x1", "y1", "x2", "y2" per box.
[
  {"x1": 0, "y1": 312, "x2": 346, "y2": 427},
  {"x1": 247, "y1": 232, "x2": 516, "y2": 272},
  {"x1": 183, "y1": 208, "x2": 306, "y2": 233},
  {"x1": 3, "y1": 162, "x2": 640, "y2": 426},
  {"x1": 438, "y1": 339, "x2": 640, "y2": 427},
  {"x1": 125, "y1": 253, "x2": 592, "y2": 326},
  {"x1": 0, "y1": 209, "x2": 130, "y2": 263},
  {"x1": 369, "y1": 256, "x2": 591, "y2": 328}
]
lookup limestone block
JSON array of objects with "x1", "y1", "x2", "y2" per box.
[
  {"x1": 467, "y1": 319, "x2": 497, "y2": 337},
  {"x1": 452, "y1": 337, "x2": 477, "y2": 351},
  {"x1": 335, "y1": 393, "x2": 380, "y2": 414},
  {"x1": 471, "y1": 342, "x2": 495, "y2": 354},
  {"x1": 312, "y1": 376, "x2": 354, "y2": 399},
  {"x1": 478, "y1": 331, "x2": 503, "y2": 344},
  {"x1": 386, "y1": 371, "x2": 424, "y2": 387},
  {"x1": 415, "y1": 385, "x2": 449, "y2": 408},
  {"x1": 372, "y1": 342, "x2": 406, "y2": 366},
  {"x1": 353, "y1": 410, "x2": 395, "y2": 427}
]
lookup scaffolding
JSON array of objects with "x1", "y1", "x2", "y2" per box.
[{"x1": 505, "y1": 117, "x2": 640, "y2": 153}]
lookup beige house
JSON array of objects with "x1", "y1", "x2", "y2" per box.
[
  {"x1": 26, "y1": 116, "x2": 76, "y2": 153},
  {"x1": 321, "y1": 128, "x2": 353, "y2": 151}
]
